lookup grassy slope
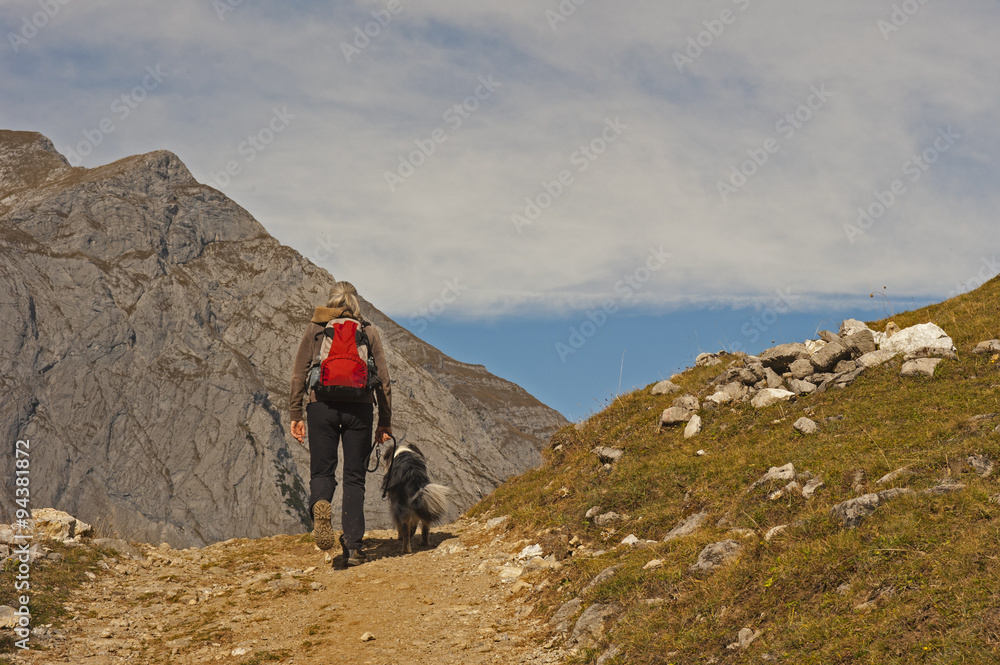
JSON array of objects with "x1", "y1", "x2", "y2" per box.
[{"x1": 472, "y1": 277, "x2": 1000, "y2": 664}]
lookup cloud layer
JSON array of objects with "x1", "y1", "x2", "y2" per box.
[{"x1": 3, "y1": 0, "x2": 998, "y2": 320}]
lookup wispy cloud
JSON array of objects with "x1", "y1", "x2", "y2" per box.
[{"x1": 3, "y1": 0, "x2": 998, "y2": 319}]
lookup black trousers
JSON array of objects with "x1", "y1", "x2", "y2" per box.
[{"x1": 306, "y1": 400, "x2": 374, "y2": 550}]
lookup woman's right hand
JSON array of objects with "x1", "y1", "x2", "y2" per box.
[{"x1": 290, "y1": 420, "x2": 305, "y2": 443}]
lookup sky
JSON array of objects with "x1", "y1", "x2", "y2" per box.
[{"x1": 2, "y1": 0, "x2": 998, "y2": 420}]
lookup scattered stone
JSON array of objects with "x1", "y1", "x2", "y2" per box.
[
  {"x1": 763, "y1": 366, "x2": 785, "y2": 389},
  {"x1": 801, "y1": 478, "x2": 824, "y2": 499},
  {"x1": 793, "y1": 417, "x2": 818, "y2": 435},
  {"x1": 839, "y1": 319, "x2": 871, "y2": 337},
  {"x1": 749, "y1": 463, "x2": 796, "y2": 491},
  {"x1": 696, "y1": 352, "x2": 723, "y2": 367},
  {"x1": 550, "y1": 598, "x2": 583, "y2": 631},
  {"x1": 904, "y1": 346, "x2": 958, "y2": 361},
  {"x1": 880, "y1": 322, "x2": 956, "y2": 356},
  {"x1": 582, "y1": 564, "x2": 623, "y2": 595},
  {"x1": 92, "y1": 538, "x2": 143, "y2": 561},
  {"x1": 973, "y1": 340, "x2": 1000, "y2": 354},
  {"x1": 498, "y1": 566, "x2": 524, "y2": 583},
  {"x1": 728, "y1": 528, "x2": 757, "y2": 539},
  {"x1": 620, "y1": 534, "x2": 640, "y2": 546},
  {"x1": 768, "y1": 481, "x2": 801, "y2": 501},
  {"x1": 673, "y1": 394, "x2": 700, "y2": 412},
  {"x1": 594, "y1": 512, "x2": 625, "y2": 527},
  {"x1": 900, "y1": 357, "x2": 942, "y2": 377},
  {"x1": 568, "y1": 603, "x2": 619, "y2": 649},
  {"x1": 516, "y1": 544, "x2": 544, "y2": 560},
  {"x1": 596, "y1": 644, "x2": 622, "y2": 665},
  {"x1": 689, "y1": 540, "x2": 742, "y2": 573},
  {"x1": 924, "y1": 482, "x2": 966, "y2": 495},
  {"x1": 486, "y1": 516, "x2": 509, "y2": 530},
  {"x1": 643, "y1": 559, "x2": 664, "y2": 570},
  {"x1": 0, "y1": 606, "x2": 18, "y2": 629},
  {"x1": 360, "y1": 632, "x2": 376, "y2": 642},
  {"x1": 969, "y1": 455, "x2": 994, "y2": 478},
  {"x1": 751, "y1": 389, "x2": 796, "y2": 409},
  {"x1": 30, "y1": 508, "x2": 93, "y2": 543},
  {"x1": 834, "y1": 359, "x2": 858, "y2": 374},
  {"x1": 789, "y1": 358, "x2": 814, "y2": 380},
  {"x1": 695, "y1": 449, "x2": 707, "y2": 456},
  {"x1": 818, "y1": 330, "x2": 840, "y2": 343},
  {"x1": 764, "y1": 525, "x2": 790, "y2": 541},
  {"x1": 810, "y1": 339, "x2": 852, "y2": 373},
  {"x1": 830, "y1": 488, "x2": 915, "y2": 528},
  {"x1": 591, "y1": 447, "x2": 624, "y2": 465},
  {"x1": 787, "y1": 378, "x2": 817, "y2": 395},
  {"x1": 759, "y1": 343, "x2": 811, "y2": 373},
  {"x1": 660, "y1": 407, "x2": 694, "y2": 427},
  {"x1": 857, "y1": 349, "x2": 896, "y2": 368},
  {"x1": 651, "y1": 380, "x2": 682, "y2": 395},
  {"x1": 876, "y1": 466, "x2": 914, "y2": 486},
  {"x1": 726, "y1": 627, "x2": 762, "y2": 650},
  {"x1": 843, "y1": 329, "x2": 877, "y2": 356},
  {"x1": 663, "y1": 512, "x2": 709, "y2": 542},
  {"x1": 684, "y1": 415, "x2": 703, "y2": 439},
  {"x1": 706, "y1": 382, "x2": 745, "y2": 405},
  {"x1": 585, "y1": 506, "x2": 603, "y2": 519}
]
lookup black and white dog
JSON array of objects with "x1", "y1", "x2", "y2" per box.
[{"x1": 380, "y1": 441, "x2": 450, "y2": 553}]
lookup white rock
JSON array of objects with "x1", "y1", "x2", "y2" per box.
[
  {"x1": 900, "y1": 358, "x2": 942, "y2": 378},
  {"x1": 857, "y1": 349, "x2": 896, "y2": 368},
  {"x1": 360, "y1": 632, "x2": 376, "y2": 642},
  {"x1": 751, "y1": 389, "x2": 796, "y2": 409},
  {"x1": 516, "y1": 544, "x2": 543, "y2": 560},
  {"x1": 643, "y1": 559, "x2": 664, "y2": 570},
  {"x1": 651, "y1": 380, "x2": 681, "y2": 395},
  {"x1": 839, "y1": 319, "x2": 872, "y2": 337},
  {"x1": 804, "y1": 339, "x2": 827, "y2": 354},
  {"x1": 684, "y1": 415, "x2": 703, "y2": 439},
  {"x1": 585, "y1": 506, "x2": 603, "y2": 519},
  {"x1": 879, "y1": 323, "x2": 955, "y2": 356},
  {"x1": 801, "y1": 478, "x2": 824, "y2": 499},
  {"x1": 620, "y1": 534, "x2": 640, "y2": 546},
  {"x1": 793, "y1": 417, "x2": 818, "y2": 435},
  {"x1": 749, "y1": 463, "x2": 796, "y2": 491},
  {"x1": 498, "y1": 566, "x2": 524, "y2": 582}
]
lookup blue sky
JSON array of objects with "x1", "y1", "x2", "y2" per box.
[{"x1": 2, "y1": 1, "x2": 997, "y2": 420}]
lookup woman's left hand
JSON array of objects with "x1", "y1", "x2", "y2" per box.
[{"x1": 374, "y1": 426, "x2": 393, "y2": 443}]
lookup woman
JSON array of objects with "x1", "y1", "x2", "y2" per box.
[{"x1": 289, "y1": 281, "x2": 392, "y2": 567}]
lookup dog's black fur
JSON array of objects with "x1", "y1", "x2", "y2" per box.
[{"x1": 380, "y1": 442, "x2": 450, "y2": 553}]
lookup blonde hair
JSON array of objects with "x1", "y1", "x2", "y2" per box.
[{"x1": 327, "y1": 281, "x2": 362, "y2": 318}]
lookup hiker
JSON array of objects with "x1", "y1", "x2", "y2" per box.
[{"x1": 289, "y1": 281, "x2": 392, "y2": 567}]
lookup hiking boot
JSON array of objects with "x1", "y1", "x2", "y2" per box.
[
  {"x1": 311, "y1": 500, "x2": 336, "y2": 551},
  {"x1": 340, "y1": 533, "x2": 367, "y2": 567}
]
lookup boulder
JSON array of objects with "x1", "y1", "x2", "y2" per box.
[
  {"x1": 879, "y1": 323, "x2": 955, "y2": 356},
  {"x1": 764, "y1": 367, "x2": 784, "y2": 389},
  {"x1": 818, "y1": 330, "x2": 841, "y2": 343},
  {"x1": 673, "y1": 394, "x2": 700, "y2": 412},
  {"x1": 696, "y1": 352, "x2": 723, "y2": 367},
  {"x1": 839, "y1": 319, "x2": 872, "y2": 337},
  {"x1": 31, "y1": 508, "x2": 92, "y2": 543},
  {"x1": 689, "y1": 540, "x2": 742, "y2": 573},
  {"x1": 793, "y1": 417, "x2": 818, "y2": 435},
  {"x1": 900, "y1": 358, "x2": 942, "y2": 378},
  {"x1": 749, "y1": 463, "x2": 796, "y2": 491},
  {"x1": 594, "y1": 512, "x2": 625, "y2": 527},
  {"x1": 662, "y1": 512, "x2": 709, "y2": 542},
  {"x1": 550, "y1": 598, "x2": 583, "y2": 632},
  {"x1": 789, "y1": 358, "x2": 814, "y2": 380},
  {"x1": 843, "y1": 329, "x2": 877, "y2": 357},
  {"x1": 830, "y1": 488, "x2": 914, "y2": 528},
  {"x1": 834, "y1": 359, "x2": 858, "y2": 374},
  {"x1": 706, "y1": 382, "x2": 744, "y2": 405},
  {"x1": 651, "y1": 380, "x2": 681, "y2": 395},
  {"x1": 801, "y1": 477, "x2": 824, "y2": 499},
  {"x1": 582, "y1": 564, "x2": 623, "y2": 594},
  {"x1": 759, "y1": 343, "x2": 810, "y2": 372},
  {"x1": 968, "y1": 454, "x2": 994, "y2": 478},
  {"x1": 660, "y1": 407, "x2": 693, "y2": 427},
  {"x1": 751, "y1": 389, "x2": 796, "y2": 409},
  {"x1": 904, "y1": 347, "x2": 958, "y2": 361},
  {"x1": 684, "y1": 415, "x2": 703, "y2": 439},
  {"x1": 591, "y1": 447, "x2": 624, "y2": 465},
  {"x1": 568, "y1": 603, "x2": 620, "y2": 649},
  {"x1": 857, "y1": 349, "x2": 895, "y2": 368},
  {"x1": 810, "y1": 339, "x2": 851, "y2": 372},
  {"x1": 787, "y1": 378, "x2": 817, "y2": 395},
  {"x1": 973, "y1": 340, "x2": 1000, "y2": 354}
]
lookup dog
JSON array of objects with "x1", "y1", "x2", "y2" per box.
[{"x1": 380, "y1": 441, "x2": 450, "y2": 553}]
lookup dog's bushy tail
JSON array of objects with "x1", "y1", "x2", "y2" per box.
[{"x1": 412, "y1": 484, "x2": 450, "y2": 524}]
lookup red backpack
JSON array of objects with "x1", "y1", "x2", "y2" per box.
[{"x1": 309, "y1": 317, "x2": 382, "y2": 401}]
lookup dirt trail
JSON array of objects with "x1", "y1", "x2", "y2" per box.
[{"x1": 16, "y1": 519, "x2": 568, "y2": 665}]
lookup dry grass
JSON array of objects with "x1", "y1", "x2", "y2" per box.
[{"x1": 472, "y1": 276, "x2": 1000, "y2": 664}]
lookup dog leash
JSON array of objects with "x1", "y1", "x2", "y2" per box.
[
  {"x1": 366, "y1": 432, "x2": 397, "y2": 473},
  {"x1": 379, "y1": 434, "x2": 399, "y2": 500}
]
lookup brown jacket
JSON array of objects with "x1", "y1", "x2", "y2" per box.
[{"x1": 289, "y1": 306, "x2": 392, "y2": 427}]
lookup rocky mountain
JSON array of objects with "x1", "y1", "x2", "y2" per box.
[{"x1": 0, "y1": 130, "x2": 568, "y2": 547}]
